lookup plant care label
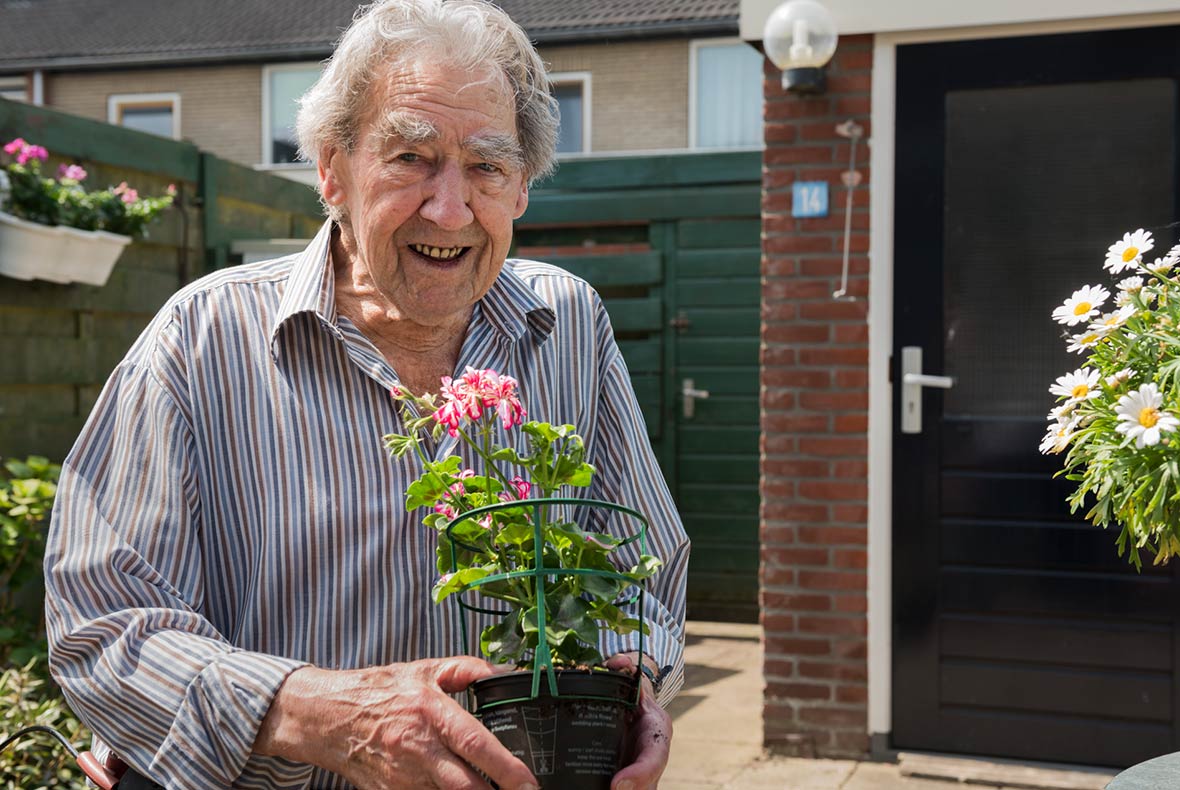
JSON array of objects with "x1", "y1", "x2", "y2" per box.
[{"x1": 478, "y1": 697, "x2": 628, "y2": 789}]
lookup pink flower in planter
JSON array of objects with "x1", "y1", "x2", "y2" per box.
[
  {"x1": 57, "y1": 164, "x2": 88, "y2": 181},
  {"x1": 3, "y1": 138, "x2": 26, "y2": 155},
  {"x1": 114, "y1": 182, "x2": 139, "y2": 203},
  {"x1": 499, "y1": 476, "x2": 531, "y2": 502},
  {"x1": 166, "y1": 183, "x2": 177, "y2": 196},
  {"x1": 16, "y1": 145, "x2": 47, "y2": 165}
]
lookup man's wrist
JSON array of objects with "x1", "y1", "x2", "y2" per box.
[{"x1": 638, "y1": 662, "x2": 673, "y2": 694}]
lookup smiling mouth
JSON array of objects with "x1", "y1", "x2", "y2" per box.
[{"x1": 409, "y1": 243, "x2": 470, "y2": 262}]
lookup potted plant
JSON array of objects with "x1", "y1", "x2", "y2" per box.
[
  {"x1": 384, "y1": 368, "x2": 662, "y2": 790},
  {"x1": 0, "y1": 138, "x2": 174, "y2": 286},
  {"x1": 1043, "y1": 228, "x2": 1180, "y2": 566}
]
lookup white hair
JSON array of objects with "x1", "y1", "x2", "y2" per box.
[{"x1": 295, "y1": 0, "x2": 558, "y2": 208}]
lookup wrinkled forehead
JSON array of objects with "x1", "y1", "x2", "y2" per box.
[{"x1": 359, "y1": 54, "x2": 517, "y2": 138}]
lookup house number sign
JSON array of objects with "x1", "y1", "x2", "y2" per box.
[{"x1": 792, "y1": 180, "x2": 829, "y2": 218}]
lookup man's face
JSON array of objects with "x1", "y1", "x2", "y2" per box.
[{"x1": 320, "y1": 57, "x2": 529, "y2": 327}]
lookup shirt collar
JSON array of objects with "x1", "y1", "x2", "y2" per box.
[
  {"x1": 271, "y1": 220, "x2": 340, "y2": 350},
  {"x1": 270, "y1": 222, "x2": 556, "y2": 351},
  {"x1": 481, "y1": 260, "x2": 556, "y2": 342}
]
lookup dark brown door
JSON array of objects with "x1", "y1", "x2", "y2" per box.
[{"x1": 893, "y1": 26, "x2": 1180, "y2": 767}]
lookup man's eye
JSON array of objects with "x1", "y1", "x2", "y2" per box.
[
  {"x1": 396, "y1": 152, "x2": 420, "y2": 163},
  {"x1": 476, "y1": 162, "x2": 501, "y2": 174}
]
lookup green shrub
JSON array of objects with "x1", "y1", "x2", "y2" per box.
[
  {"x1": 0, "y1": 659, "x2": 90, "y2": 790},
  {"x1": 0, "y1": 456, "x2": 59, "y2": 668}
]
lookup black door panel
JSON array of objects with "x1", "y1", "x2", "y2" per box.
[{"x1": 893, "y1": 25, "x2": 1180, "y2": 767}]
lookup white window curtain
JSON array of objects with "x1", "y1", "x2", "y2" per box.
[{"x1": 695, "y1": 42, "x2": 764, "y2": 149}]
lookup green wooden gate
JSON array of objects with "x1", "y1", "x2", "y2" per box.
[{"x1": 518, "y1": 151, "x2": 761, "y2": 622}]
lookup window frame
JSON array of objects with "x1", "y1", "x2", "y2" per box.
[
  {"x1": 107, "y1": 92, "x2": 181, "y2": 139},
  {"x1": 261, "y1": 62, "x2": 321, "y2": 168},
  {"x1": 0, "y1": 75, "x2": 28, "y2": 103},
  {"x1": 549, "y1": 71, "x2": 592, "y2": 156},
  {"x1": 688, "y1": 37, "x2": 764, "y2": 150}
]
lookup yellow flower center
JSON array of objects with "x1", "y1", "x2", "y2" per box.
[
  {"x1": 1071, "y1": 384, "x2": 1090, "y2": 399},
  {"x1": 1139, "y1": 407, "x2": 1161, "y2": 428},
  {"x1": 1123, "y1": 246, "x2": 1140, "y2": 263},
  {"x1": 1105, "y1": 315, "x2": 1121, "y2": 326},
  {"x1": 1080, "y1": 333, "x2": 1099, "y2": 345},
  {"x1": 1073, "y1": 301, "x2": 1092, "y2": 316}
]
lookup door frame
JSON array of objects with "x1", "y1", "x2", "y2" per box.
[{"x1": 867, "y1": 10, "x2": 1180, "y2": 747}]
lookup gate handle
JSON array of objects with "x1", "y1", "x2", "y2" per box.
[{"x1": 682, "y1": 378, "x2": 710, "y2": 419}]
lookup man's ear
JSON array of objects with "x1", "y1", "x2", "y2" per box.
[
  {"x1": 513, "y1": 178, "x2": 529, "y2": 220},
  {"x1": 318, "y1": 145, "x2": 349, "y2": 209}
]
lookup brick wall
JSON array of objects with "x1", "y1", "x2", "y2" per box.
[{"x1": 759, "y1": 34, "x2": 873, "y2": 758}]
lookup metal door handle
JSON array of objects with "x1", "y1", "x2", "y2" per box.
[
  {"x1": 682, "y1": 378, "x2": 710, "y2": 419},
  {"x1": 901, "y1": 346, "x2": 954, "y2": 434},
  {"x1": 902, "y1": 373, "x2": 954, "y2": 389}
]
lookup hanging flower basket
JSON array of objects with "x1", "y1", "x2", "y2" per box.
[{"x1": 0, "y1": 209, "x2": 131, "y2": 286}]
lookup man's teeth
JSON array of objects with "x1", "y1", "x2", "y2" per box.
[{"x1": 409, "y1": 243, "x2": 465, "y2": 260}]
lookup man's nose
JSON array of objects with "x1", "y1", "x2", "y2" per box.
[{"x1": 419, "y1": 160, "x2": 474, "y2": 230}]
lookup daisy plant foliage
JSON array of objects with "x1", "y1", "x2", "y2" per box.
[
  {"x1": 384, "y1": 368, "x2": 661, "y2": 668},
  {"x1": 1045, "y1": 228, "x2": 1180, "y2": 566}
]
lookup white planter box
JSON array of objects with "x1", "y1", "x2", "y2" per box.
[{"x1": 0, "y1": 210, "x2": 131, "y2": 286}]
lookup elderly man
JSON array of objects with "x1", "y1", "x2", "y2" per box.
[{"x1": 43, "y1": 1, "x2": 688, "y2": 789}]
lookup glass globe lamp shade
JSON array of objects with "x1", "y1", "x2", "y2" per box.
[{"x1": 763, "y1": 0, "x2": 838, "y2": 94}]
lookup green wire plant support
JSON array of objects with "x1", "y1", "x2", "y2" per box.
[{"x1": 445, "y1": 496, "x2": 649, "y2": 708}]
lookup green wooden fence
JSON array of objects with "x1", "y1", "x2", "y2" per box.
[
  {"x1": 0, "y1": 98, "x2": 324, "y2": 462},
  {"x1": 520, "y1": 151, "x2": 762, "y2": 622},
  {"x1": 0, "y1": 98, "x2": 763, "y2": 621}
]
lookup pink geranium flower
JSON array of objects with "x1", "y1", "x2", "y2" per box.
[
  {"x1": 16, "y1": 145, "x2": 47, "y2": 165},
  {"x1": 432, "y1": 367, "x2": 526, "y2": 435},
  {"x1": 57, "y1": 164, "x2": 88, "y2": 181},
  {"x1": 113, "y1": 181, "x2": 139, "y2": 203},
  {"x1": 3, "y1": 138, "x2": 25, "y2": 155}
]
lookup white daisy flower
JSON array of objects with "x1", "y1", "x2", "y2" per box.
[
  {"x1": 1105, "y1": 228, "x2": 1154, "y2": 274},
  {"x1": 1105, "y1": 368, "x2": 1134, "y2": 387},
  {"x1": 1039, "y1": 419, "x2": 1077, "y2": 454},
  {"x1": 1117, "y1": 275, "x2": 1144, "y2": 293},
  {"x1": 1047, "y1": 402, "x2": 1076, "y2": 422},
  {"x1": 1066, "y1": 329, "x2": 1103, "y2": 354},
  {"x1": 1089, "y1": 305, "x2": 1136, "y2": 333},
  {"x1": 1148, "y1": 257, "x2": 1174, "y2": 275},
  {"x1": 1164, "y1": 243, "x2": 1180, "y2": 264},
  {"x1": 1115, "y1": 382, "x2": 1180, "y2": 448},
  {"x1": 1115, "y1": 291, "x2": 1131, "y2": 307},
  {"x1": 1052, "y1": 284, "x2": 1110, "y2": 326},
  {"x1": 1049, "y1": 368, "x2": 1101, "y2": 403}
]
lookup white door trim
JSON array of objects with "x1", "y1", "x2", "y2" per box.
[{"x1": 866, "y1": 10, "x2": 1180, "y2": 741}]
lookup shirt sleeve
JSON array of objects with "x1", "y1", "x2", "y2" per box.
[
  {"x1": 43, "y1": 354, "x2": 313, "y2": 790},
  {"x1": 585, "y1": 308, "x2": 691, "y2": 707}
]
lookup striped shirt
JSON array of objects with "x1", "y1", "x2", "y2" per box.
[{"x1": 44, "y1": 221, "x2": 690, "y2": 789}]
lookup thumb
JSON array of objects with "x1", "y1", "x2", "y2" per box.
[{"x1": 434, "y1": 655, "x2": 503, "y2": 693}]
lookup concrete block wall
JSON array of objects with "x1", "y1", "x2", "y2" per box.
[{"x1": 758, "y1": 34, "x2": 873, "y2": 758}]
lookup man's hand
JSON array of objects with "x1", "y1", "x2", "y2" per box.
[
  {"x1": 254, "y1": 657, "x2": 538, "y2": 790},
  {"x1": 605, "y1": 653, "x2": 673, "y2": 790}
]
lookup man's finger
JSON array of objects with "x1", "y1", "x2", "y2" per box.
[
  {"x1": 428, "y1": 747, "x2": 497, "y2": 790},
  {"x1": 436, "y1": 696, "x2": 538, "y2": 790},
  {"x1": 612, "y1": 696, "x2": 673, "y2": 790},
  {"x1": 433, "y1": 655, "x2": 500, "y2": 693}
]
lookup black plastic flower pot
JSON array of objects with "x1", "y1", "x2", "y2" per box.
[{"x1": 471, "y1": 668, "x2": 638, "y2": 790}]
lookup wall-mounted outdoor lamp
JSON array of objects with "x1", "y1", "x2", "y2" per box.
[{"x1": 763, "y1": 0, "x2": 838, "y2": 94}]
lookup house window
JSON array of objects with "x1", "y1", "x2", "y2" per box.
[
  {"x1": 690, "y1": 39, "x2": 764, "y2": 149},
  {"x1": 263, "y1": 64, "x2": 321, "y2": 165},
  {"x1": 551, "y1": 73, "x2": 591, "y2": 155},
  {"x1": 108, "y1": 93, "x2": 180, "y2": 139},
  {"x1": 0, "y1": 77, "x2": 27, "y2": 102}
]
